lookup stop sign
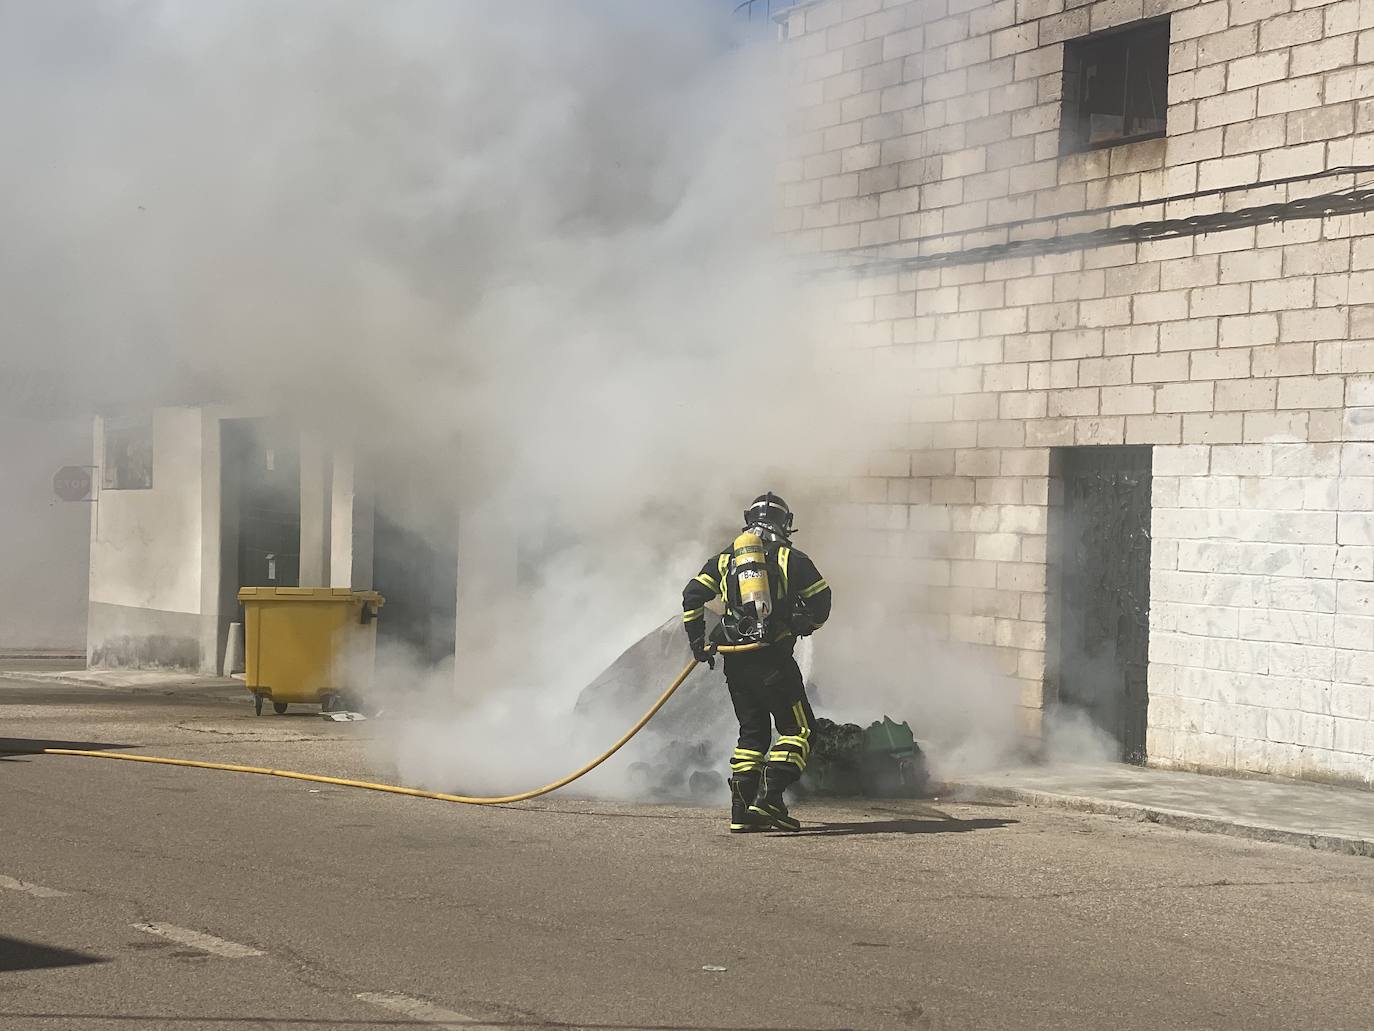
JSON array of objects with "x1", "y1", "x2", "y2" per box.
[{"x1": 53, "y1": 466, "x2": 93, "y2": 502}]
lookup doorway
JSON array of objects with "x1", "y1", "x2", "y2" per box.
[
  {"x1": 1046, "y1": 445, "x2": 1153, "y2": 763},
  {"x1": 373, "y1": 511, "x2": 457, "y2": 665},
  {"x1": 370, "y1": 464, "x2": 458, "y2": 666},
  {"x1": 218, "y1": 419, "x2": 301, "y2": 671}
]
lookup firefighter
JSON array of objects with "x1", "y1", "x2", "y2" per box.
[{"x1": 681, "y1": 493, "x2": 832, "y2": 833}]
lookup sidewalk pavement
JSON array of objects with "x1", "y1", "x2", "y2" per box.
[
  {"x1": 954, "y1": 761, "x2": 1374, "y2": 858},
  {"x1": 0, "y1": 665, "x2": 244, "y2": 696}
]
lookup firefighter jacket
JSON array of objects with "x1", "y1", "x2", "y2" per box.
[{"x1": 682, "y1": 539, "x2": 832, "y2": 648}]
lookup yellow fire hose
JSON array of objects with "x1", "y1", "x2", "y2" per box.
[{"x1": 31, "y1": 642, "x2": 765, "y2": 806}]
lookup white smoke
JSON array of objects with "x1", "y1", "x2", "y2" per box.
[{"x1": 0, "y1": 1, "x2": 1041, "y2": 794}]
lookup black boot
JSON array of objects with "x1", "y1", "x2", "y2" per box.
[
  {"x1": 729, "y1": 773, "x2": 766, "y2": 833},
  {"x1": 748, "y1": 768, "x2": 801, "y2": 832}
]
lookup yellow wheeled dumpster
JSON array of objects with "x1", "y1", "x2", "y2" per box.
[{"x1": 237, "y1": 587, "x2": 384, "y2": 715}]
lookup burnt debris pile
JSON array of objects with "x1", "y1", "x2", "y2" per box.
[
  {"x1": 574, "y1": 617, "x2": 928, "y2": 801},
  {"x1": 798, "y1": 716, "x2": 927, "y2": 799}
]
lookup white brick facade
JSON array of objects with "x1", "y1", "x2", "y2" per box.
[
  {"x1": 782, "y1": 0, "x2": 1374, "y2": 784},
  {"x1": 1150, "y1": 441, "x2": 1374, "y2": 780}
]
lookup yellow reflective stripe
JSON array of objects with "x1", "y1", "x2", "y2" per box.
[
  {"x1": 767, "y1": 751, "x2": 807, "y2": 769},
  {"x1": 778, "y1": 547, "x2": 790, "y2": 595},
  {"x1": 798, "y1": 578, "x2": 829, "y2": 600},
  {"x1": 776, "y1": 735, "x2": 810, "y2": 753},
  {"x1": 732, "y1": 750, "x2": 765, "y2": 770},
  {"x1": 694, "y1": 573, "x2": 718, "y2": 591},
  {"x1": 717, "y1": 554, "x2": 729, "y2": 598},
  {"x1": 792, "y1": 702, "x2": 811, "y2": 733},
  {"x1": 682, "y1": 608, "x2": 705, "y2": 621}
]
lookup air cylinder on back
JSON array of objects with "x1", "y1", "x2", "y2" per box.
[{"x1": 730, "y1": 530, "x2": 772, "y2": 641}]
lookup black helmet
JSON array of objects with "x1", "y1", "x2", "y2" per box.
[{"x1": 743, "y1": 492, "x2": 794, "y2": 538}]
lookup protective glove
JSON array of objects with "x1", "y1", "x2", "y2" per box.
[
  {"x1": 690, "y1": 638, "x2": 716, "y2": 670},
  {"x1": 790, "y1": 612, "x2": 817, "y2": 638}
]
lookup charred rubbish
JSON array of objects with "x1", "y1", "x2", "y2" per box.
[
  {"x1": 574, "y1": 616, "x2": 928, "y2": 802},
  {"x1": 622, "y1": 717, "x2": 928, "y2": 802}
]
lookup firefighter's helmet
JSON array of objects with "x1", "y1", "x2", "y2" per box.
[{"x1": 743, "y1": 492, "x2": 794, "y2": 539}]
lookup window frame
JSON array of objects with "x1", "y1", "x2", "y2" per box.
[
  {"x1": 102, "y1": 413, "x2": 155, "y2": 491},
  {"x1": 1059, "y1": 17, "x2": 1171, "y2": 156}
]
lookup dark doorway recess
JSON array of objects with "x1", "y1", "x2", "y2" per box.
[
  {"x1": 1047, "y1": 445, "x2": 1153, "y2": 763},
  {"x1": 218, "y1": 419, "x2": 302, "y2": 669},
  {"x1": 371, "y1": 464, "x2": 457, "y2": 666}
]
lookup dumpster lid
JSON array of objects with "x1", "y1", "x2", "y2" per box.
[{"x1": 237, "y1": 587, "x2": 384, "y2": 604}]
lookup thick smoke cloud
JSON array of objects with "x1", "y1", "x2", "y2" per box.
[
  {"x1": 0, "y1": 1, "x2": 1047, "y2": 791},
  {"x1": 2, "y1": 1, "x2": 826, "y2": 508}
]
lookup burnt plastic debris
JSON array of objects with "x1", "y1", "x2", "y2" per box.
[
  {"x1": 797, "y1": 716, "x2": 928, "y2": 799},
  {"x1": 573, "y1": 616, "x2": 929, "y2": 801},
  {"x1": 620, "y1": 717, "x2": 926, "y2": 801}
]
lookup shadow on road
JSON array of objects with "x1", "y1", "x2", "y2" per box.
[
  {"x1": 788, "y1": 814, "x2": 1018, "y2": 837},
  {"x1": 0, "y1": 737, "x2": 133, "y2": 761},
  {"x1": 0, "y1": 937, "x2": 106, "y2": 973}
]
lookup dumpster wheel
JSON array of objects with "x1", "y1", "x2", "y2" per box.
[{"x1": 29, "y1": 643, "x2": 763, "y2": 807}]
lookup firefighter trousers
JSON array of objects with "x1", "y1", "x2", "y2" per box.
[{"x1": 723, "y1": 646, "x2": 815, "y2": 789}]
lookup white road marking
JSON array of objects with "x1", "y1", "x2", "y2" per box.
[
  {"x1": 132, "y1": 922, "x2": 264, "y2": 958},
  {"x1": 355, "y1": 991, "x2": 501, "y2": 1029},
  {"x1": 0, "y1": 874, "x2": 70, "y2": 898}
]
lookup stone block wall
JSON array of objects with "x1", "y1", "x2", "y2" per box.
[
  {"x1": 782, "y1": 0, "x2": 1374, "y2": 782},
  {"x1": 1150, "y1": 441, "x2": 1374, "y2": 781},
  {"x1": 779, "y1": 0, "x2": 1374, "y2": 256},
  {"x1": 819, "y1": 216, "x2": 1374, "y2": 781}
]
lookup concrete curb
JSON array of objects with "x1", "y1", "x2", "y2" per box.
[
  {"x1": 0, "y1": 671, "x2": 102, "y2": 688},
  {"x1": 0, "y1": 670, "x2": 244, "y2": 695},
  {"x1": 953, "y1": 783, "x2": 1374, "y2": 859}
]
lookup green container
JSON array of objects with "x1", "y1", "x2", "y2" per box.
[{"x1": 864, "y1": 716, "x2": 916, "y2": 755}]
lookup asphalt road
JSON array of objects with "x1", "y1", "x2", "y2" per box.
[{"x1": 3, "y1": 668, "x2": 1374, "y2": 1031}]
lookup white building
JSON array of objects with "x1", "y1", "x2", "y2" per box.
[
  {"x1": 0, "y1": 412, "x2": 90, "y2": 653},
  {"x1": 85, "y1": 408, "x2": 464, "y2": 674},
  {"x1": 780, "y1": 0, "x2": 1374, "y2": 784}
]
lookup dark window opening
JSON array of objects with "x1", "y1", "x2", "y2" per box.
[
  {"x1": 102, "y1": 415, "x2": 154, "y2": 490},
  {"x1": 1061, "y1": 19, "x2": 1169, "y2": 154}
]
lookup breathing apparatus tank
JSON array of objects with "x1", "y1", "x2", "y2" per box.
[{"x1": 727, "y1": 530, "x2": 773, "y2": 644}]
